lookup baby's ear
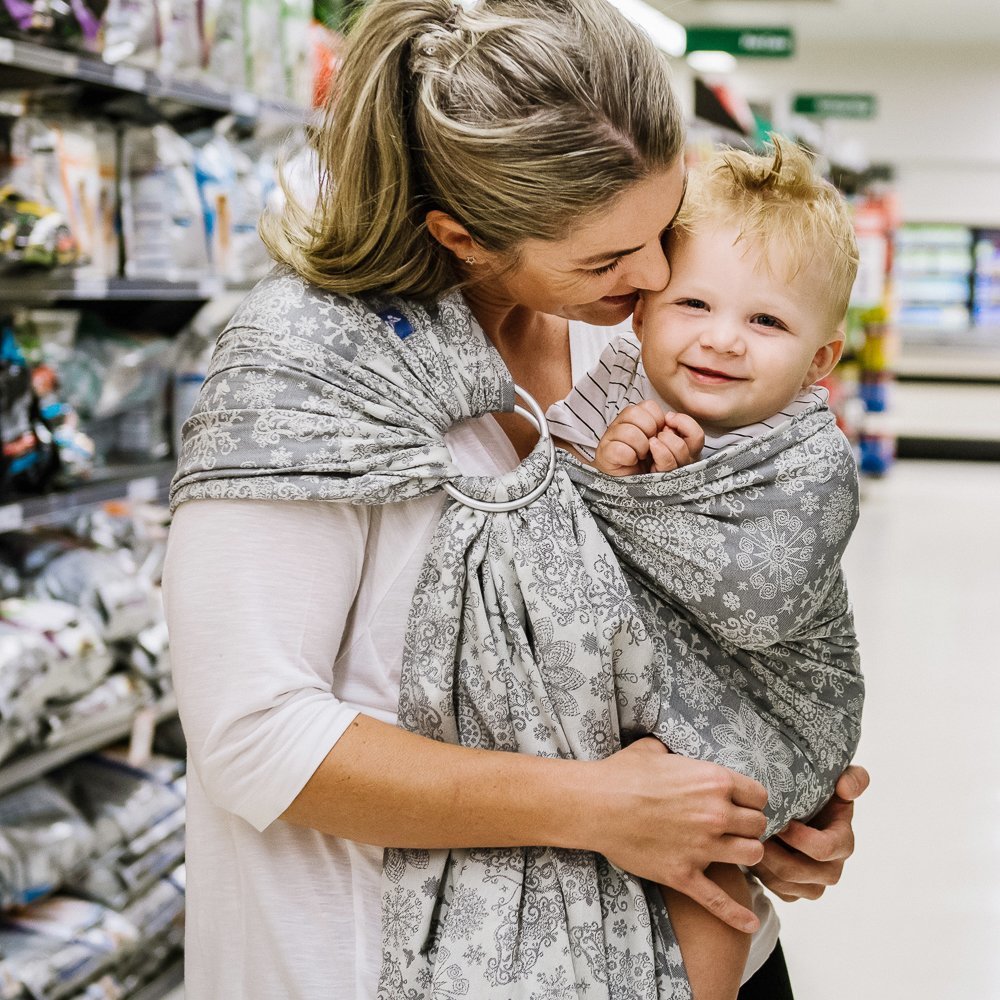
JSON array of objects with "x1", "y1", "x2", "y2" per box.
[
  {"x1": 805, "y1": 332, "x2": 845, "y2": 386},
  {"x1": 632, "y1": 295, "x2": 647, "y2": 341}
]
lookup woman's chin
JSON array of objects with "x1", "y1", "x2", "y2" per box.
[{"x1": 564, "y1": 293, "x2": 639, "y2": 326}]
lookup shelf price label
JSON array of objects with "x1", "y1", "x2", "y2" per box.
[
  {"x1": 0, "y1": 504, "x2": 24, "y2": 534},
  {"x1": 127, "y1": 476, "x2": 160, "y2": 503},
  {"x1": 0, "y1": 38, "x2": 15, "y2": 64},
  {"x1": 112, "y1": 63, "x2": 147, "y2": 91},
  {"x1": 232, "y1": 92, "x2": 259, "y2": 118}
]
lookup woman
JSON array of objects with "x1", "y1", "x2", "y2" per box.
[{"x1": 164, "y1": 1, "x2": 868, "y2": 997}]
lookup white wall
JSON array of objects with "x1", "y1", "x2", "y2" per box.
[{"x1": 670, "y1": 40, "x2": 1000, "y2": 225}]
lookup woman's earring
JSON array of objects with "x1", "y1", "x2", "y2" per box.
[{"x1": 465, "y1": 256, "x2": 477, "y2": 265}]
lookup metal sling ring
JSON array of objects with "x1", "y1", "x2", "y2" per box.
[{"x1": 442, "y1": 384, "x2": 557, "y2": 513}]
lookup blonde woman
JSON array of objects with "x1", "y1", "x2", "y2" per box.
[{"x1": 164, "y1": 2, "x2": 869, "y2": 998}]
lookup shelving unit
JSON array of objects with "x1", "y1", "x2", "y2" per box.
[
  {"x1": 0, "y1": 691, "x2": 177, "y2": 796},
  {"x1": 0, "y1": 36, "x2": 308, "y2": 124},
  {"x1": 0, "y1": 22, "x2": 301, "y2": 996}
]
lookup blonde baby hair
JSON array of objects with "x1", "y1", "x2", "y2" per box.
[
  {"x1": 672, "y1": 136, "x2": 860, "y2": 324},
  {"x1": 261, "y1": 0, "x2": 684, "y2": 300}
]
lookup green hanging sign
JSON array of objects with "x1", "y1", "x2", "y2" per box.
[
  {"x1": 684, "y1": 26, "x2": 795, "y2": 58},
  {"x1": 793, "y1": 93, "x2": 878, "y2": 120}
]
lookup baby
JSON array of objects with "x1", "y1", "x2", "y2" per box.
[{"x1": 548, "y1": 136, "x2": 862, "y2": 1000}]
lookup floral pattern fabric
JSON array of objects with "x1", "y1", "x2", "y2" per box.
[{"x1": 170, "y1": 269, "x2": 863, "y2": 1000}]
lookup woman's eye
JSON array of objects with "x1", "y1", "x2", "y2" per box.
[
  {"x1": 753, "y1": 314, "x2": 786, "y2": 329},
  {"x1": 589, "y1": 258, "x2": 623, "y2": 277}
]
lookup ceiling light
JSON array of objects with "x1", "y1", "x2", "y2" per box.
[
  {"x1": 686, "y1": 50, "x2": 738, "y2": 74},
  {"x1": 606, "y1": 0, "x2": 687, "y2": 57}
]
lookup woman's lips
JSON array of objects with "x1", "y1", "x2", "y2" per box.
[{"x1": 600, "y1": 292, "x2": 639, "y2": 307}]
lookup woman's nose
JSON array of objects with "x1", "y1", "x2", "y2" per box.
[{"x1": 624, "y1": 241, "x2": 671, "y2": 293}]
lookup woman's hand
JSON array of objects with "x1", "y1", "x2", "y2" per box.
[
  {"x1": 588, "y1": 737, "x2": 768, "y2": 933},
  {"x1": 751, "y1": 764, "x2": 870, "y2": 902}
]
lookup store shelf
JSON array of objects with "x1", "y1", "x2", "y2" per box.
[
  {"x1": 0, "y1": 35, "x2": 307, "y2": 123},
  {"x1": 896, "y1": 343, "x2": 1000, "y2": 382},
  {"x1": 130, "y1": 958, "x2": 184, "y2": 1000},
  {"x1": 0, "y1": 459, "x2": 175, "y2": 534},
  {"x1": 0, "y1": 691, "x2": 178, "y2": 796},
  {"x1": 0, "y1": 272, "x2": 252, "y2": 304}
]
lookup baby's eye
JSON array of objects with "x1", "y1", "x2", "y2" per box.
[
  {"x1": 752, "y1": 314, "x2": 786, "y2": 330},
  {"x1": 678, "y1": 298, "x2": 708, "y2": 310}
]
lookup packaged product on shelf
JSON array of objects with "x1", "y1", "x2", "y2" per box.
[
  {"x1": 42, "y1": 673, "x2": 150, "y2": 750},
  {"x1": 64, "y1": 315, "x2": 175, "y2": 464},
  {"x1": 310, "y1": 19, "x2": 345, "y2": 109},
  {"x1": 51, "y1": 754, "x2": 184, "y2": 856},
  {"x1": 120, "y1": 124, "x2": 210, "y2": 281},
  {"x1": 0, "y1": 531, "x2": 159, "y2": 643},
  {"x1": 243, "y1": 0, "x2": 285, "y2": 97},
  {"x1": 11, "y1": 309, "x2": 96, "y2": 486},
  {"x1": 282, "y1": 0, "x2": 314, "y2": 108},
  {"x1": 8, "y1": 116, "x2": 107, "y2": 273},
  {"x1": 0, "y1": 598, "x2": 112, "y2": 703},
  {"x1": 0, "y1": 780, "x2": 96, "y2": 910},
  {"x1": 200, "y1": 0, "x2": 247, "y2": 90},
  {"x1": 0, "y1": 186, "x2": 77, "y2": 270},
  {"x1": 0, "y1": 0, "x2": 105, "y2": 54},
  {"x1": 99, "y1": 0, "x2": 158, "y2": 68},
  {"x1": 0, "y1": 327, "x2": 60, "y2": 498},
  {"x1": 118, "y1": 870, "x2": 184, "y2": 942},
  {"x1": 156, "y1": 0, "x2": 201, "y2": 80},
  {"x1": 1, "y1": 896, "x2": 138, "y2": 998},
  {"x1": 0, "y1": 620, "x2": 59, "y2": 764},
  {"x1": 0, "y1": 920, "x2": 110, "y2": 999},
  {"x1": 66, "y1": 824, "x2": 185, "y2": 910}
]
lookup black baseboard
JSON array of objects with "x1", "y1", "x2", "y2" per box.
[{"x1": 897, "y1": 437, "x2": 1000, "y2": 462}]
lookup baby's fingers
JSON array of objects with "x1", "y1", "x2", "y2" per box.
[{"x1": 663, "y1": 412, "x2": 706, "y2": 456}]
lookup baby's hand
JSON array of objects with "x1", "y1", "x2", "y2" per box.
[
  {"x1": 595, "y1": 402, "x2": 704, "y2": 476},
  {"x1": 649, "y1": 412, "x2": 705, "y2": 473}
]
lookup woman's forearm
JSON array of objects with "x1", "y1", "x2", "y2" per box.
[
  {"x1": 282, "y1": 715, "x2": 771, "y2": 933},
  {"x1": 281, "y1": 713, "x2": 593, "y2": 850}
]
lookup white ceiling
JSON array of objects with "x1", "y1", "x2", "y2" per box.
[{"x1": 653, "y1": 0, "x2": 1000, "y2": 46}]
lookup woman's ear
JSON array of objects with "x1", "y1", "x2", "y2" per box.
[
  {"x1": 805, "y1": 334, "x2": 845, "y2": 387},
  {"x1": 425, "y1": 210, "x2": 481, "y2": 264}
]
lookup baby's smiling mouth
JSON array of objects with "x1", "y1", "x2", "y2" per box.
[{"x1": 683, "y1": 364, "x2": 746, "y2": 383}]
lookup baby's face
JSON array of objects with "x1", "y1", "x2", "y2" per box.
[{"x1": 636, "y1": 223, "x2": 842, "y2": 436}]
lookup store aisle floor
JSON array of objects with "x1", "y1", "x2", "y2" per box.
[
  {"x1": 776, "y1": 459, "x2": 1000, "y2": 999},
  {"x1": 165, "y1": 459, "x2": 1000, "y2": 1000}
]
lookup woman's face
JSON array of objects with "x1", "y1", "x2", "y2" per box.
[{"x1": 477, "y1": 159, "x2": 687, "y2": 327}]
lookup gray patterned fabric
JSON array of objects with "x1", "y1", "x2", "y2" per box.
[{"x1": 170, "y1": 269, "x2": 863, "y2": 1000}]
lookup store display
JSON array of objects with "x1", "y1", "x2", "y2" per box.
[{"x1": 0, "y1": 13, "x2": 306, "y2": 998}]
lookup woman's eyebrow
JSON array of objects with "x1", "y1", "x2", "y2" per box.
[{"x1": 574, "y1": 245, "x2": 643, "y2": 266}]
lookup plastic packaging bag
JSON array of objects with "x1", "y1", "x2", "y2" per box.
[
  {"x1": 0, "y1": 780, "x2": 96, "y2": 909},
  {"x1": 200, "y1": 0, "x2": 246, "y2": 90},
  {"x1": 120, "y1": 125, "x2": 210, "y2": 280},
  {"x1": 100, "y1": 0, "x2": 158, "y2": 68}
]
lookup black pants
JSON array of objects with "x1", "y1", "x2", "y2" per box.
[{"x1": 738, "y1": 940, "x2": 795, "y2": 1000}]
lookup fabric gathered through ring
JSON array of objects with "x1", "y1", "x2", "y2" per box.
[{"x1": 441, "y1": 384, "x2": 556, "y2": 513}]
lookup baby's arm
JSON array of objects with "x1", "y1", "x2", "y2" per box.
[
  {"x1": 662, "y1": 863, "x2": 752, "y2": 1000},
  {"x1": 595, "y1": 400, "x2": 705, "y2": 476}
]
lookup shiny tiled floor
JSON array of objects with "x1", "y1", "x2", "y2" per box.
[
  {"x1": 776, "y1": 459, "x2": 1000, "y2": 999},
  {"x1": 164, "y1": 459, "x2": 1000, "y2": 1000}
]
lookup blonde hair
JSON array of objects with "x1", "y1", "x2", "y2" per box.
[
  {"x1": 672, "y1": 136, "x2": 859, "y2": 323},
  {"x1": 262, "y1": 0, "x2": 684, "y2": 300}
]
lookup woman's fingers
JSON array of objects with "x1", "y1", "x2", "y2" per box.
[{"x1": 677, "y1": 870, "x2": 761, "y2": 934}]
